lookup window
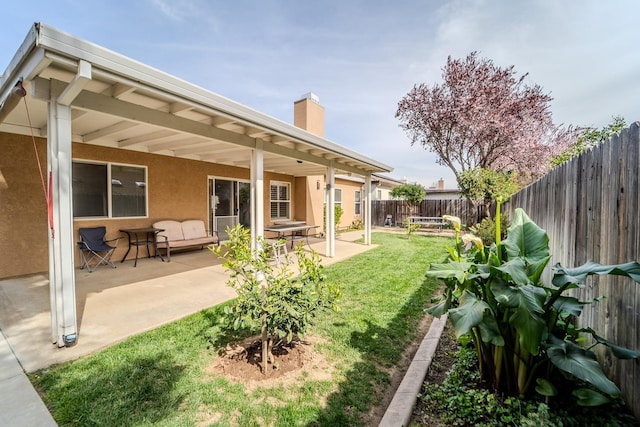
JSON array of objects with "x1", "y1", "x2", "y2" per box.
[
  {"x1": 73, "y1": 161, "x2": 147, "y2": 218},
  {"x1": 354, "y1": 190, "x2": 361, "y2": 215},
  {"x1": 334, "y1": 188, "x2": 342, "y2": 206},
  {"x1": 270, "y1": 181, "x2": 290, "y2": 220}
]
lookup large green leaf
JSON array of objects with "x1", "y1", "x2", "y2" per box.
[
  {"x1": 502, "y1": 208, "x2": 550, "y2": 282},
  {"x1": 552, "y1": 260, "x2": 640, "y2": 288},
  {"x1": 552, "y1": 296, "x2": 584, "y2": 317},
  {"x1": 535, "y1": 378, "x2": 558, "y2": 397},
  {"x1": 449, "y1": 291, "x2": 491, "y2": 338},
  {"x1": 572, "y1": 388, "x2": 612, "y2": 406},
  {"x1": 491, "y1": 281, "x2": 520, "y2": 308},
  {"x1": 493, "y1": 282, "x2": 545, "y2": 314},
  {"x1": 426, "y1": 261, "x2": 472, "y2": 283},
  {"x1": 477, "y1": 313, "x2": 505, "y2": 346},
  {"x1": 580, "y1": 327, "x2": 640, "y2": 359},
  {"x1": 493, "y1": 283, "x2": 546, "y2": 354},
  {"x1": 494, "y1": 258, "x2": 530, "y2": 286},
  {"x1": 510, "y1": 286, "x2": 547, "y2": 355},
  {"x1": 426, "y1": 292, "x2": 452, "y2": 318},
  {"x1": 547, "y1": 336, "x2": 620, "y2": 397}
]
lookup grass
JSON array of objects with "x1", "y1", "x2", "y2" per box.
[{"x1": 31, "y1": 232, "x2": 451, "y2": 426}]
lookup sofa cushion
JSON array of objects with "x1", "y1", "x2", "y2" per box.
[
  {"x1": 166, "y1": 236, "x2": 218, "y2": 248},
  {"x1": 153, "y1": 220, "x2": 184, "y2": 242},
  {"x1": 181, "y1": 220, "x2": 208, "y2": 240}
]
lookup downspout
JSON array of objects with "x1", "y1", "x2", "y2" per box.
[{"x1": 0, "y1": 80, "x2": 27, "y2": 123}]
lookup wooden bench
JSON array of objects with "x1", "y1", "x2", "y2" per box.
[
  {"x1": 153, "y1": 220, "x2": 219, "y2": 261},
  {"x1": 407, "y1": 216, "x2": 446, "y2": 230}
]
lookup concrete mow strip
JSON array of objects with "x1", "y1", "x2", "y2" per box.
[{"x1": 379, "y1": 314, "x2": 448, "y2": 427}]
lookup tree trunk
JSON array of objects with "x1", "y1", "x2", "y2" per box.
[
  {"x1": 260, "y1": 279, "x2": 269, "y2": 374},
  {"x1": 261, "y1": 313, "x2": 268, "y2": 374}
]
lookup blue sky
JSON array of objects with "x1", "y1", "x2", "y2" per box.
[{"x1": 2, "y1": 0, "x2": 639, "y2": 188}]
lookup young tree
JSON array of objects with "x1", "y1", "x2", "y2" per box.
[
  {"x1": 215, "y1": 225, "x2": 341, "y2": 374},
  {"x1": 458, "y1": 167, "x2": 520, "y2": 219},
  {"x1": 390, "y1": 183, "x2": 426, "y2": 212},
  {"x1": 396, "y1": 52, "x2": 573, "y2": 186},
  {"x1": 549, "y1": 116, "x2": 627, "y2": 167}
]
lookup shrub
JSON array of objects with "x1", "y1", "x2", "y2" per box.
[
  {"x1": 349, "y1": 218, "x2": 363, "y2": 230},
  {"x1": 323, "y1": 204, "x2": 344, "y2": 232},
  {"x1": 470, "y1": 213, "x2": 510, "y2": 245}
]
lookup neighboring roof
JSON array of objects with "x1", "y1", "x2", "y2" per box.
[
  {"x1": 371, "y1": 173, "x2": 405, "y2": 186},
  {"x1": 334, "y1": 172, "x2": 405, "y2": 187},
  {"x1": 425, "y1": 188, "x2": 459, "y2": 194},
  {"x1": 0, "y1": 23, "x2": 392, "y2": 177}
]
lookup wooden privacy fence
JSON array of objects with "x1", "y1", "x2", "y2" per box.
[
  {"x1": 506, "y1": 122, "x2": 640, "y2": 417},
  {"x1": 371, "y1": 199, "x2": 480, "y2": 227}
]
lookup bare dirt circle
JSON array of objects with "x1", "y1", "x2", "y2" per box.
[
  {"x1": 205, "y1": 335, "x2": 335, "y2": 392},
  {"x1": 204, "y1": 314, "x2": 435, "y2": 425}
]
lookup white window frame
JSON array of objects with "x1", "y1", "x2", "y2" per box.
[
  {"x1": 335, "y1": 188, "x2": 342, "y2": 206},
  {"x1": 270, "y1": 180, "x2": 291, "y2": 221},
  {"x1": 72, "y1": 159, "x2": 148, "y2": 219},
  {"x1": 354, "y1": 190, "x2": 361, "y2": 215}
]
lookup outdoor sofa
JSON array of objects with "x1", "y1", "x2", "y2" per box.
[{"x1": 153, "y1": 220, "x2": 219, "y2": 261}]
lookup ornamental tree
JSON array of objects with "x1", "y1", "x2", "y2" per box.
[{"x1": 396, "y1": 52, "x2": 574, "y2": 186}]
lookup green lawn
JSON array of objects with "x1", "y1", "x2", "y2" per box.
[{"x1": 31, "y1": 232, "x2": 451, "y2": 426}]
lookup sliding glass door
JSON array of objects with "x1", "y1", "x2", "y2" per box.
[{"x1": 208, "y1": 178, "x2": 250, "y2": 240}]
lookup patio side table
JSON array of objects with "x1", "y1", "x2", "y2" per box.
[{"x1": 119, "y1": 227, "x2": 165, "y2": 267}]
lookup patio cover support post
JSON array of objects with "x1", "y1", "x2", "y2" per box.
[
  {"x1": 250, "y1": 139, "x2": 264, "y2": 252},
  {"x1": 43, "y1": 62, "x2": 91, "y2": 347},
  {"x1": 325, "y1": 163, "x2": 335, "y2": 257},
  {"x1": 364, "y1": 175, "x2": 372, "y2": 245},
  {"x1": 47, "y1": 98, "x2": 78, "y2": 347}
]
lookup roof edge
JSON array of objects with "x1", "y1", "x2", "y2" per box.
[{"x1": 31, "y1": 23, "x2": 392, "y2": 174}]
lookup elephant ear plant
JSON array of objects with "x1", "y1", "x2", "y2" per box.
[{"x1": 427, "y1": 204, "x2": 640, "y2": 406}]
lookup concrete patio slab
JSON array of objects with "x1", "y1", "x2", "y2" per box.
[
  {"x1": 0, "y1": 236, "x2": 375, "y2": 426},
  {"x1": 0, "y1": 237, "x2": 373, "y2": 373}
]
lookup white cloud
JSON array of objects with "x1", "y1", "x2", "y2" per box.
[
  {"x1": 2, "y1": 0, "x2": 638, "y2": 190},
  {"x1": 149, "y1": 0, "x2": 200, "y2": 22}
]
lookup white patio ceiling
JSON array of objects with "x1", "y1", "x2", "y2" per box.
[{"x1": 0, "y1": 23, "x2": 392, "y2": 178}]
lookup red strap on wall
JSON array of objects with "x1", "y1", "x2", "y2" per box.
[{"x1": 48, "y1": 172, "x2": 54, "y2": 239}]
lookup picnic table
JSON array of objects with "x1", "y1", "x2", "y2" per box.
[{"x1": 407, "y1": 216, "x2": 446, "y2": 230}]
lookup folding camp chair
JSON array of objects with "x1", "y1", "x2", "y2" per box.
[{"x1": 77, "y1": 227, "x2": 121, "y2": 272}]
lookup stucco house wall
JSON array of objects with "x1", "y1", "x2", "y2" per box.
[
  {"x1": 335, "y1": 177, "x2": 362, "y2": 229},
  {"x1": 0, "y1": 132, "x2": 298, "y2": 277},
  {"x1": 0, "y1": 133, "x2": 49, "y2": 277}
]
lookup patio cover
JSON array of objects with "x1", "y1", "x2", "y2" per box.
[{"x1": 0, "y1": 23, "x2": 391, "y2": 348}]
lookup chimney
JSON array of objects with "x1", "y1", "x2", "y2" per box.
[
  {"x1": 438, "y1": 178, "x2": 445, "y2": 190},
  {"x1": 294, "y1": 92, "x2": 325, "y2": 137}
]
